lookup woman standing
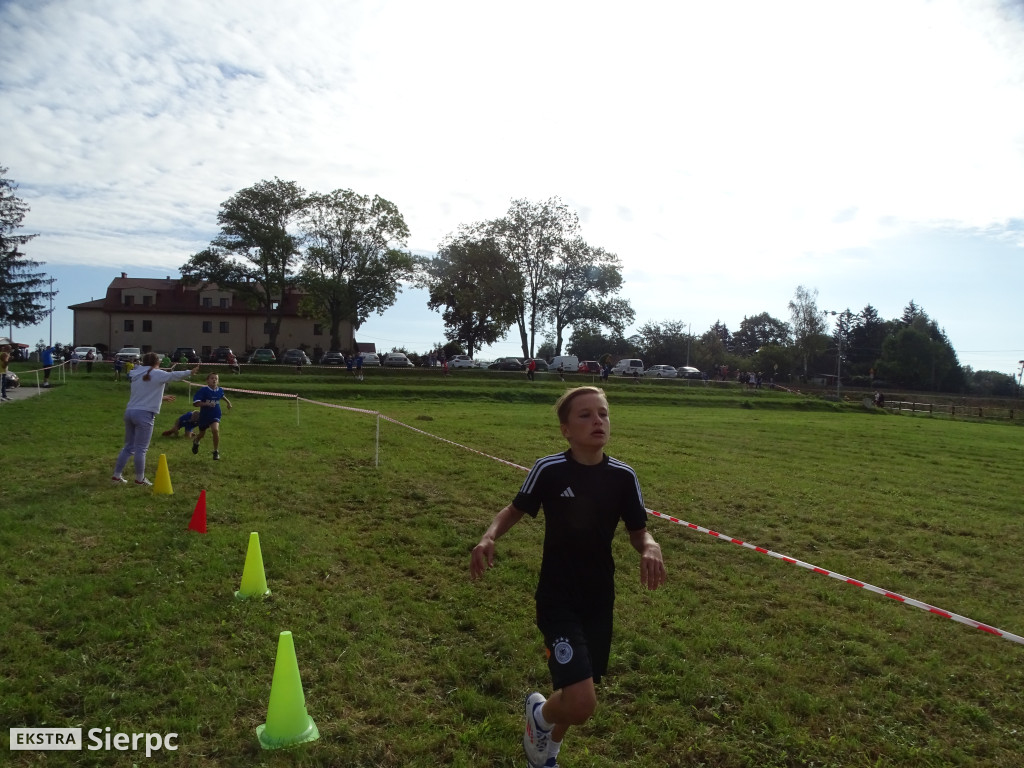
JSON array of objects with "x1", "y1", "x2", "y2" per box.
[{"x1": 112, "y1": 352, "x2": 199, "y2": 485}]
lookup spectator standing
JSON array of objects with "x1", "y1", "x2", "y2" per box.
[
  {"x1": 112, "y1": 352, "x2": 199, "y2": 485},
  {"x1": 1, "y1": 348, "x2": 10, "y2": 401},
  {"x1": 40, "y1": 345, "x2": 55, "y2": 387},
  {"x1": 85, "y1": 348, "x2": 95, "y2": 373}
]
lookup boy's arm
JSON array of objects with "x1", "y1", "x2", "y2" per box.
[
  {"x1": 629, "y1": 527, "x2": 667, "y2": 591},
  {"x1": 470, "y1": 504, "x2": 525, "y2": 580},
  {"x1": 223, "y1": 394, "x2": 233, "y2": 409}
]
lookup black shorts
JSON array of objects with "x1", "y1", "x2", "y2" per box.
[{"x1": 536, "y1": 604, "x2": 613, "y2": 689}]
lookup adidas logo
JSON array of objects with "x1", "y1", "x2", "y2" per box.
[{"x1": 560, "y1": 487, "x2": 575, "y2": 498}]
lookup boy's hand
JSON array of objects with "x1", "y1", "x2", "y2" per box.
[
  {"x1": 470, "y1": 537, "x2": 496, "y2": 580},
  {"x1": 639, "y1": 541, "x2": 666, "y2": 591}
]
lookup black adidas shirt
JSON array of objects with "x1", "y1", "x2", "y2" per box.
[{"x1": 513, "y1": 450, "x2": 648, "y2": 610}]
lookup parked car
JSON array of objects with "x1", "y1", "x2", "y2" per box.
[
  {"x1": 281, "y1": 349, "x2": 312, "y2": 366},
  {"x1": 358, "y1": 352, "x2": 380, "y2": 367},
  {"x1": 676, "y1": 366, "x2": 702, "y2": 379},
  {"x1": 611, "y1": 358, "x2": 644, "y2": 376},
  {"x1": 449, "y1": 354, "x2": 475, "y2": 369},
  {"x1": 488, "y1": 357, "x2": 525, "y2": 371},
  {"x1": 320, "y1": 351, "x2": 346, "y2": 365},
  {"x1": 208, "y1": 346, "x2": 235, "y2": 363},
  {"x1": 72, "y1": 346, "x2": 99, "y2": 363},
  {"x1": 114, "y1": 347, "x2": 142, "y2": 363},
  {"x1": 383, "y1": 352, "x2": 414, "y2": 367},
  {"x1": 526, "y1": 358, "x2": 550, "y2": 371},
  {"x1": 550, "y1": 355, "x2": 579, "y2": 373},
  {"x1": 644, "y1": 364, "x2": 678, "y2": 378},
  {"x1": 579, "y1": 360, "x2": 601, "y2": 374},
  {"x1": 248, "y1": 348, "x2": 277, "y2": 364},
  {"x1": 171, "y1": 347, "x2": 200, "y2": 364}
]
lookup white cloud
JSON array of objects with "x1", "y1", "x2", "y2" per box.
[{"x1": 3, "y1": 0, "x2": 1023, "y2": 372}]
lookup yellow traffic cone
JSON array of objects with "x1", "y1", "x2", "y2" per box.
[
  {"x1": 256, "y1": 631, "x2": 320, "y2": 749},
  {"x1": 235, "y1": 532, "x2": 271, "y2": 600},
  {"x1": 153, "y1": 454, "x2": 173, "y2": 495}
]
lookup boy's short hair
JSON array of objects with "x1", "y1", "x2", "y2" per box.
[{"x1": 554, "y1": 386, "x2": 608, "y2": 424}]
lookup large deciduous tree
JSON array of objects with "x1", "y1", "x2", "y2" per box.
[
  {"x1": 788, "y1": 285, "x2": 828, "y2": 379},
  {"x1": 419, "y1": 226, "x2": 518, "y2": 357},
  {"x1": 732, "y1": 312, "x2": 792, "y2": 357},
  {"x1": 494, "y1": 198, "x2": 579, "y2": 358},
  {"x1": 181, "y1": 178, "x2": 307, "y2": 350},
  {"x1": 0, "y1": 166, "x2": 55, "y2": 329},
  {"x1": 299, "y1": 189, "x2": 414, "y2": 350},
  {"x1": 544, "y1": 238, "x2": 633, "y2": 356}
]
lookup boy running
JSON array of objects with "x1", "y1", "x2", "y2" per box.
[
  {"x1": 470, "y1": 386, "x2": 666, "y2": 767},
  {"x1": 191, "y1": 373, "x2": 232, "y2": 460}
]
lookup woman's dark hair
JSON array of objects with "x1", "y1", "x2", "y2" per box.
[{"x1": 141, "y1": 352, "x2": 160, "y2": 380}]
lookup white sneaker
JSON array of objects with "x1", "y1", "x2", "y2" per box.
[
  {"x1": 523, "y1": 692, "x2": 551, "y2": 768},
  {"x1": 134, "y1": 478, "x2": 153, "y2": 486}
]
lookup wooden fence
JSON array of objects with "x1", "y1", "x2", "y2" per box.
[{"x1": 882, "y1": 400, "x2": 1018, "y2": 421}]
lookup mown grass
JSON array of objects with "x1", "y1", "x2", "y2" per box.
[{"x1": 1, "y1": 365, "x2": 1022, "y2": 767}]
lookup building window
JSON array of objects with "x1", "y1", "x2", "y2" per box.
[
  {"x1": 219, "y1": 298, "x2": 229, "y2": 308},
  {"x1": 202, "y1": 321, "x2": 212, "y2": 333},
  {"x1": 202, "y1": 297, "x2": 212, "y2": 308},
  {"x1": 124, "y1": 319, "x2": 134, "y2": 332},
  {"x1": 142, "y1": 320, "x2": 152, "y2": 332},
  {"x1": 219, "y1": 321, "x2": 230, "y2": 333},
  {"x1": 142, "y1": 295, "x2": 152, "y2": 306},
  {"x1": 124, "y1": 295, "x2": 134, "y2": 306},
  {"x1": 313, "y1": 324, "x2": 323, "y2": 336}
]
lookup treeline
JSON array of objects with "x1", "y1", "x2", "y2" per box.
[{"x1": 176, "y1": 179, "x2": 1011, "y2": 397}]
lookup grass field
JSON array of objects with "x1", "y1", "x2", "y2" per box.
[{"x1": 2, "y1": 365, "x2": 1022, "y2": 767}]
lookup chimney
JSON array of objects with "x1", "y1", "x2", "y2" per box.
[{"x1": 121, "y1": 272, "x2": 127, "y2": 279}]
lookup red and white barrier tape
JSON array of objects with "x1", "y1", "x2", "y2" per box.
[{"x1": 646, "y1": 509, "x2": 1024, "y2": 646}]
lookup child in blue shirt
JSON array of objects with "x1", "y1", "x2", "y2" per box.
[
  {"x1": 162, "y1": 410, "x2": 199, "y2": 438},
  {"x1": 191, "y1": 373, "x2": 233, "y2": 460}
]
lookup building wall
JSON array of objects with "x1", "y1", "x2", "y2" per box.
[{"x1": 72, "y1": 276, "x2": 356, "y2": 360}]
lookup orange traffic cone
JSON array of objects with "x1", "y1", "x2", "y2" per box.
[{"x1": 188, "y1": 490, "x2": 207, "y2": 533}]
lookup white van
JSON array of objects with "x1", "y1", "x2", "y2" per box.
[
  {"x1": 611, "y1": 358, "x2": 644, "y2": 376},
  {"x1": 549, "y1": 355, "x2": 579, "y2": 373}
]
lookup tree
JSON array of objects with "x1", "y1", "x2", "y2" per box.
[
  {"x1": 181, "y1": 178, "x2": 307, "y2": 350},
  {"x1": 846, "y1": 304, "x2": 892, "y2": 378},
  {"x1": 543, "y1": 238, "x2": 634, "y2": 356},
  {"x1": 420, "y1": 227, "x2": 517, "y2": 357},
  {"x1": 732, "y1": 312, "x2": 792, "y2": 357},
  {"x1": 299, "y1": 189, "x2": 414, "y2": 350},
  {"x1": 787, "y1": 285, "x2": 828, "y2": 379},
  {"x1": 493, "y1": 198, "x2": 579, "y2": 358},
  {"x1": 0, "y1": 166, "x2": 55, "y2": 329},
  {"x1": 566, "y1": 322, "x2": 636, "y2": 363},
  {"x1": 635, "y1": 320, "x2": 690, "y2": 365}
]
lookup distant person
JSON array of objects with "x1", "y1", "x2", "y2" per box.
[
  {"x1": 1, "y1": 348, "x2": 11, "y2": 401},
  {"x1": 600, "y1": 363, "x2": 610, "y2": 382},
  {"x1": 41, "y1": 345, "x2": 55, "y2": 387},
  {"x1": 161, "y1": 352, "x2": 172, "y2": 368},
  {"x1": 112, "y1": 352, "x2": 199, "y2": 485},
  {"x1": 113, "y1": 357, "x2": 124, "y2": 382},
  {"x1": 470, "y1": 386, "x2": 666, "y2": 768},
  {"x1": 85, "y1": 348, "x2": 95, "y2": 373},
  {"x1": 557, "y1": 362, "x2": 565, "y2": 382},
  {"x1": 527, "y1": 358, "x2": 537, "y2": 382},
  {"x1": 355, "y1": 353, "x2": 364, "y2": 381},
  {"x1": 227, "y1": 351, "x2": 240, "y2": 374},
  {"x1": 191, "y1": 372, "x2": 233, "y2": 461},
  {"x1": 346, "y1": 354, "x2": 355, "y2": 376}
]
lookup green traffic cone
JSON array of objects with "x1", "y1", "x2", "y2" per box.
[{"x1": 256, "y1": 631, "x2": 320, "y2": 749}]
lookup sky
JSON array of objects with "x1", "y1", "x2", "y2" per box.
[{"x1": 2, "y1": 0, "x2": 1023, "y2": 375}]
